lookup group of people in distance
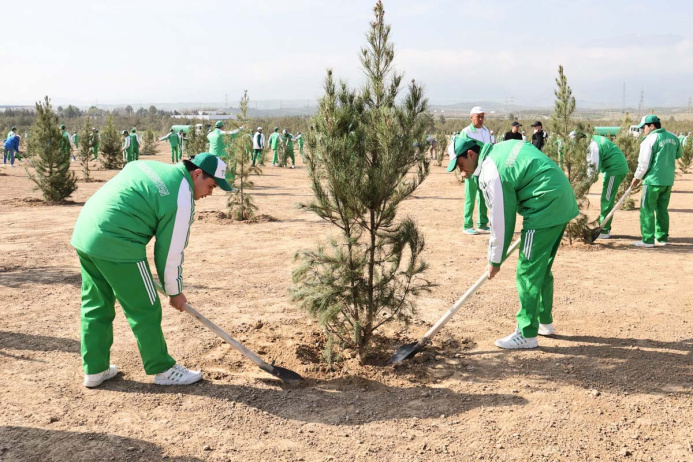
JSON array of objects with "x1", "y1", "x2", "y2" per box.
[
  {"x1": 446, "y1": 107, "x2": 683, "y2": 349},
  {"x1": 251, "y1": 126, "x2": 304, "y2": 168}
]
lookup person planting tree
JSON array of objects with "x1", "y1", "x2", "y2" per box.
[
  {"x1": 630, "y1": 115, "x2": 683, "y2": 248},
  {"x1": 268, "y1": 127, "x2": 281, "y2": 167},
  {"x1": 448, "y1": 138, "x2": 578, "y2": 349},
  {"x1": 71, "y1": 152, "x2": 232, "y2": 387}
]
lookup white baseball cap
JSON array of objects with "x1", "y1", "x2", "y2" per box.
[
  {"x1": 257, "y1": 127, "x2": 263, "y2": 130},
  {"x1": 470, "y1": 106, "x2": 485, "y2": 115}
]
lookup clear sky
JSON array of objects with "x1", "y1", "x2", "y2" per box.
[{"x1": 2, "y1": 0, "x2": 691, "y2": 108}]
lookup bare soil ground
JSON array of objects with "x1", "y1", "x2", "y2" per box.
[{"x1": 1, "y1": 145, "x2": 692, "y2": 461}]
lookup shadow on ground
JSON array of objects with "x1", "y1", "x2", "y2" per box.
[
  {"x1": 0, "y1": 331, "x2": 80, "y2": 355},
  {"x1": 428, "y1": 334, "x2": 693, "y2": 396},
  {"x1": 0, "y1": 426, "x2": 199, "y2": 461},
  {"x1": 0, "y1": 266, "x2": 81, "y2": 288},
  {"x1": 102, "y1": 376, "x2": 527, "y2": 426}
]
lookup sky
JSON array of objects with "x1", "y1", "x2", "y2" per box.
[{"x1": 2, "y1": 0, "x2": 692, "y2": 109}]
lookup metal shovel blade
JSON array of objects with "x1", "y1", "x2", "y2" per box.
[
  {"x1": 587, "y1": 226, "x2": 602, "y2": 244},
  {"x1": 259, "y1": 363, "x2": 305, "y2": 383},
  {"x1": 391, "y1": 341, "x2": 423, "y2": 364}
]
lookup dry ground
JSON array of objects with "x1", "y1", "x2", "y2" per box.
[{"x1": 0, "y1": 144, "x2": 692, "y2": 462}]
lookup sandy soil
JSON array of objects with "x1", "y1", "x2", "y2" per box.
[{"x1": 0, "y1": 145, "x2": 692, "y2": 462}]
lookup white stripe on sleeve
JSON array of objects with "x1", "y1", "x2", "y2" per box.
[
  {"x1": 588, "y1": 140, "x2": 600, "y2": 176},
  {"x1": 163, "y1": 179, "x2": 193, "y2": 295},
  {"x1": 478, "y1": 158, "x2": 505, "y2": 265},
  {"x1": 634, "y1": 133, "x2": 656, "y2": 180}
]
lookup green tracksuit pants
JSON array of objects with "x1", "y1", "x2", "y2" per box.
[
  {"x1": 77, "y1": 251, "x2": 176, "y2": 375},
  {"x1": 599, "y1": 173, "x2": 626, "y2": 233},
  {"x1": 252, "y1": 149, "x2": 263, "y2": 166},
  {"x1": 272, "y1": 147, "x2": 279, "y2": 165},
  {"x1": 133, "y1": 146, "x2": 139, "y2": 161},
  {"x1": 92, "y1": 145, "x2": 99, "y2": 160},
  {"x1": 464, "y1": 177, "x2": 488, "y2": 230},
  {"x1": 640, "y1": 185, "x2": 671, "y2": 244},
  {"x1": 515, "y1": 224, "x2": 566, "y2": 338},
  {"x1": 282, "y1": 146, "x2": 295, "y2": 167},
  {"x1": 171, "y1": 145, "x2": 182, "y2": 163}
]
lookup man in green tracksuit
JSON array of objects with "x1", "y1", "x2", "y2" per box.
[
  {"x1": 72, "y1": 131, "x2": 79, "y2": 149},
  {"x1": 90, "y1": 128, "x2": 100, "y2": 160},
  {"x1": 282, "y1": 130, "x2": 296, "y2": 168},
  {"x1": 268, "y1": 127, "x2": 281, "y2": 167},
  {"x1": 71, "y1": 153, "x2": 232, "y2": 387},
  {"x1": 130, "y1": 129, "x2": 141, "y2": 161},
  {"x1": 207, "y1": 120, "x2": 242, "y2": 185},
  {"x1": 459, "y1": 106, "x2": 491, "y2": 234},
  {"x1": 7, "y1": 126, "x2": 17, "y2": 140},
  {"x1": 60, "y1": 124, "x2": 74, "y2": 162},
  {"x1": 159, "y1": 129, "x2": 181, "y2": 163},
  {"x1": 630, "y1": 115, "x2": 683, "y2": 247},
  {"x1": 252, "y1": 127, "x2": 265, "y2": 166},
  {"x1": 296, "y1": 132, "x2": 304, "y2": 156},
  {"x1": 448, "y1": 138, "x2": 579, "y2": 349},
  {"x1": 122, "y1": 130, "x2": 133, "y2": 162},
  {"x1": 587, "y1": 134, "x2": 630, "y2": 239}
]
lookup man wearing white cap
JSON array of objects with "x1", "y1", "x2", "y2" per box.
[
  {"x1": 252, "y1": 127, "x2": 265, "y2": 166},
  {"x1": 459, "y1": 106, "x2": 491, "y2": 234}
]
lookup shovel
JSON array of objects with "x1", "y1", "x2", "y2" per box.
[
  {"x1": 587, "y1": 185, "x2": 633, "y2": 244},
  {"x1": 391, "y1": 237, "x2": 521, "y2": 364},
  {"x1": 154, "y1": 282, "x2": 304, "y2": 383}
]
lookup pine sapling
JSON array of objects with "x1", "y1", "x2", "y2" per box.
[
  {"x1": 227, "y1": 91, "x2": 260, "y2": 221},
  {"x1": 78, "y1": 115, "x2": 94, "y2": 182},
  {"x1": 547, "y1": 65, "x2": 597, "y2": 243},
  {"x1": 678, "y1": 138, "x2": 693, "y2": 174},
  {"x1": 184, "y1": 121, "x2": 208, "y2": 157},
  {"x1": 141, "y1": 129, "x2": 158, "y2": 156},
  {"x1": 26, "y1": 96, "x2": 78, "y2": 202},
  {"x1": 291, "y1": 1, "x2": 434, "y2": 364},
  {"x1": 99, "y1": 115, "x2": 124, "y2": 169},
  {"x1": 435, "y1": 134, "x2": 448, "y2": 167}
]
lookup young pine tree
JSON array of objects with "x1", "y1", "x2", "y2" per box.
[
  {"x1": 547, "y1": 65, "x2": 596, "y2": 243},
  {"x1": 100, "y1": 115, "x2": 123, "y2": 169},
  {"x1": 140, "y1": 129, "x2": 158, "y2": 156},
  {"x1": 184, "y1": 121, "x2": 209, "y2": 156},
  {"x1": 435, "y1": 133, "x2": 448, "y2": 167},
  {"x1": 677, "y1": 138, "x2": 693, "y2": 174},
  {"x1": 291, "y1": 1, "x2": 434, "y2": 364},
  {"x1": 226, "y1": 91, "x2": 260, "y2": 221},
  {"x1": 26, "y1": 96, "x2": 78, "y2": 202},
  {"x1": 78, "y1": 115, "x2": 94, "y2": 182}
]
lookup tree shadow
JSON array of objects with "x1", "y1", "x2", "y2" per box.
[
  {"x1": 447, "y1": 334, "x2": 692, "y2": 396},
  {"x1": 0, "y1": 266, "x2": 81, "y2": 288},
  {"x1": 668, "y1": 209, "x2": 693, "y2": 213},
  {"x1": 103, "y1": 376, "x2": 526, "y2": 426},
  {"x1": 0, "y1": 426, "x2": 199, "y2": 461},
  {"x1": 0, "y1": 331, "x2": 80, "y2": 354}
]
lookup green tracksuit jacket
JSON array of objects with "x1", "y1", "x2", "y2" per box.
[
  {"x1": 207, "y1": 127, "x2": 241, "y2": 157},
  {"x1": 71, "y1": 161, "x2": 195, "y2": 296},
  {"x1": 268, "y1": 132, "x2": 281, "y2": 149},
  {"x1": 475, "y1": 140, "x2": 579, "y2": 266},
  {"x1": 589, "y1": 135, "x2": 629, "y2": 176},
  {"x1": 634, "y1": 128, "x2": 683, "y2": 186}
]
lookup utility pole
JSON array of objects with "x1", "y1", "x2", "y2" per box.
[
  {"x1": 622, "y1": 81, "x2": 626, "y2": 113},
  {"x1": 638, "y1": 89, "x2": 644, "y2": 115}
]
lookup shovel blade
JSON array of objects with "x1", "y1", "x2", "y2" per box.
[
  {"x1": 391, "y1": 342, "x2": 423, "y2": 364},
  {"x1": 259, "y1": 363, "x2": 305, "y2": 383},
  {"x1": 587, "y1": 226, "x2": 602, "y2": 244}
]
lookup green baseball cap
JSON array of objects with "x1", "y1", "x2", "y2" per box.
[
  {"x1": 131, "y1": 128, "x2": 137, "y2": 133},
  {"x1": 215, "y1": 121, "x2": 224, "y2": 128},
  {"x1": 60, "y1": 124, "x2": 66, "y2": 129},
  {"x1": 637, "y1": 114, "x2": 660, "y2": 129},
  {"x1": 11, "y1": 126, "x2": 16, "y2": 130},
  {"x1": 446, "y1": 137, "x2": 483, "y2": 172},
  {"x1": 191, "y1": 153, "x2": 233, "y2": 191}
]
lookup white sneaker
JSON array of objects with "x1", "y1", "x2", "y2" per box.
[
  {"x1": 538, "y1": 323, "x2": 555, "y2": 336},
  {"x1": 154, "y1": 364, "x2": 202, "y2": 386},
  {"x1": 655, "y1": 240, "x2": 668, "y2": 246},
  {"x1": 632, "y1": 241, "x2": 655, "y2": 248},
  {"x1": 495, "y1": 328, "x2": 538, "y2": 349},
  {"x1": 597, "y1": 233, "x2": 611, "y2": 239},
  {"x1": 463, "y1": 228, "x2": 479, "y2": 235},
  {"x1": 83, "y1": 365, "x2": 118, "y2": 388}
]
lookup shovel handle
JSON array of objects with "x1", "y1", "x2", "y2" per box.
[
  {"x1": 153, "y1": 283, "x2": 271, "y2": 371},
  {"x1": 418, "y1": 237, "x2": 522, "y2": 344},
  {"x1": 599, "y1": 185, "x2": 633, "y2": 228}
]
